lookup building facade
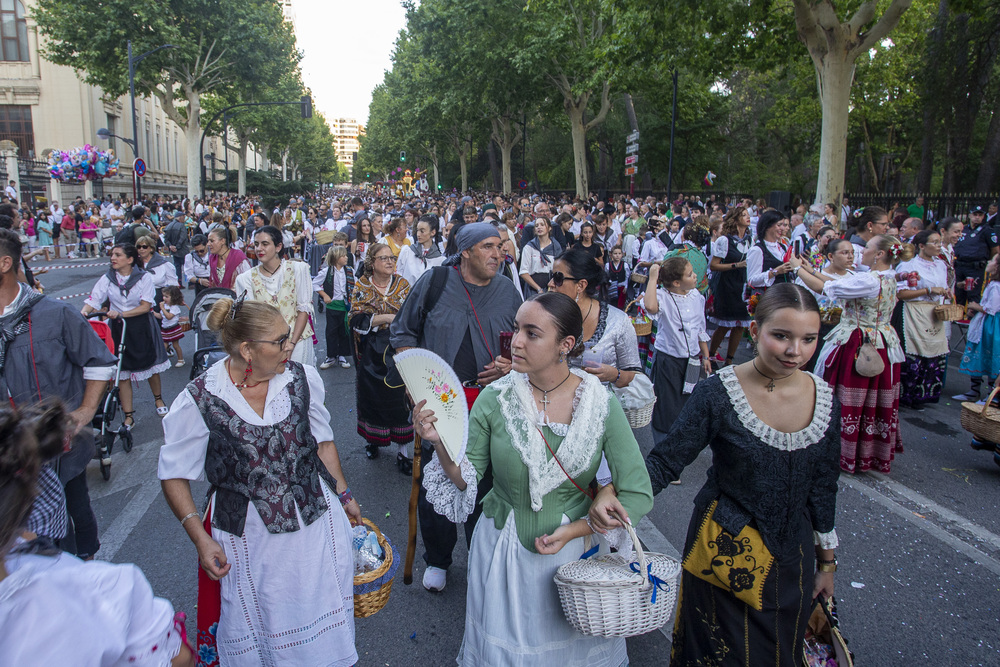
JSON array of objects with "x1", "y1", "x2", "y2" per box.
[{"x1": 330, "y1": 117, "x2": 365, "y2": 180}]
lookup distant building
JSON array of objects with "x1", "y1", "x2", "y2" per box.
[{"x1": 330, "y1": 117, "x2": 365, "y2": 180}]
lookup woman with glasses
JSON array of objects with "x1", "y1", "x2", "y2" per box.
[
  {"x1": 848, "y1": 206, "x2": 890, "y2": 271},
  {"x1": 892, "y1": 230, "x2": 952, "y2": 409},
  {"x1": 233, "y1": 225, "x2": 315, "y2": 366},
  {"x1": 159, "y1": 297, "x2": 361, "y2": 667},
  {"x1": 184, "y1": 234, "x2": 212, "y2": 295},
  {"x1": 349, "y1": 243, "x2": 413, "y2": 466},
  {"x1": 81, "y1": 243, "x2": 171, "y2": 424},
  {"x1": 135, "y1": 238, "x2": 178, "y2": 309},
  {"x1": 384, "y1": 217, "x2": 412, "y2": 257}
]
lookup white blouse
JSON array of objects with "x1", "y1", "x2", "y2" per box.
[
  {"x1": 84, "y1": 271, "x2": 155, "y2": 312},
  {"x1": 711, "y1": 234, "x2": 751, "y2": 260},
  {"x1": 233, "y1": 260, "x2": 314, "y2": 315},
  {"x1": 145, "y1": 259, "x2": 178, "y2": 289},
  {"x1": 821, "y1": 268, "x2": 893, "y2": 300},
  {"x1": 746, "y1": 240, "x2": 788, "y2": 288},
  {"x1": 895, "y1": 256, "x2": 948, "y2": 304},
  {"x1": 396, "y1": 243, "x2": 444, "y2": 286},
  {"x1": 519, "y1": 242, "x2": 557, "y2": 276},
  {"x1": 652, "y1": 288, "x2": 710, "y2": 358},
  {"x1": 158, "y1": 359, "x2": 335, "y2": 482},
  {"x1": 639, "y1": 236, "x2": 668, "y2": 264},
  {"x1": 312, "y1": 265, "x2": 347, "y2": 301}
]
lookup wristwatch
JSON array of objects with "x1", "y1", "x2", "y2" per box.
[{"x1": 817, "y1": 556, "x2": 837, "y2": 573}]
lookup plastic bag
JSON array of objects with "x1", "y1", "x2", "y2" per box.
[
  {"x1": 352, "y1": 524, "x2": 385, "y2": 574},
  {"x1": 612, "y1": 371, "x2": 656, "y2": 410}
]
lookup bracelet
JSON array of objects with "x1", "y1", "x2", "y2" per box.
[
  {"x1": 585, "y1": 515, "x2": 597, "y2": 534},
  {"x1": 615, "y1": 369, "x2": 621, "y2": 384},
  {"x1": 338, "y1": 487, "x2": 354, "y2": 506},
  {"x1": 180, "y1": 511, "x2": 200, "y2": 526}
]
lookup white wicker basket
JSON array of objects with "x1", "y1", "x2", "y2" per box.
[
  {"x1": 554, "y1": 521, "x2": 681, "y2": 638},
  {"x1": 622, "y1": 402, "x2": 655, "y2": 429}
]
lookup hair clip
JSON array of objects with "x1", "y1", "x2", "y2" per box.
[
  {"x1": 230, "y1": 291, "x2": 248, "y2": 321},
  {"x1": 853, "y1": 207, "x2": 864, "y2": 219}
]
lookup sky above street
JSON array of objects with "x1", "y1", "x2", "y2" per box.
[{"x1": 292, "y1": 0, "x2": 408, "y2": 126}]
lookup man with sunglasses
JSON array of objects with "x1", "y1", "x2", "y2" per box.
[{"x1": 391, "y1": 222, "x2": 521, "y2": 593}]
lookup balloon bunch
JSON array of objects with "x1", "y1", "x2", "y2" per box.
[{"x1": 48, "y1": 145, "x2": 120, "y2": 182}]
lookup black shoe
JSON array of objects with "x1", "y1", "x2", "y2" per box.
[
  {"x1": 365, "y1": 444, "x2": 380, "y2": 459},
  {"x1": 397, "y1": 453, "x2": 413, "y2": 475},
  {"x1": 970, "y1": 438, "x2": 995, "y2": 451}
]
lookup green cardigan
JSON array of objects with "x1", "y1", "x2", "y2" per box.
[{"x1": 465, "y1": 380, "x2": 653, "y2": 552}]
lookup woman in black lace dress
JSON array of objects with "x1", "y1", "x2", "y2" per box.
[{"x1": 590, "y1": 284, "x2": 841, "y2": 666}]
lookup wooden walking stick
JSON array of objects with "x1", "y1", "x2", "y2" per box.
[{"x1": 403, "y1": 434, "x2": 422, "y2": 585}]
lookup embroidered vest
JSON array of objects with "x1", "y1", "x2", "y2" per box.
[
  {"x1": 249, "y1": 262, "x2": 314, "y2": 339},
  {"x1": 188, "y1": 362, "x2": 334, "y2": 536}
]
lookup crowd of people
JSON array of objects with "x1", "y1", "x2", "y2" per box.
[{"x1": 1, "y1": 183, "x2": 996, "y2": 666}]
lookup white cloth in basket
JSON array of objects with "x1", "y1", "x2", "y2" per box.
[{"x1": 458, "y1": 510, "x2": 628, "y2": 667}]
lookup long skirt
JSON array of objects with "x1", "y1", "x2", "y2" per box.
[
  {"x1": 651, "y1": 352, "x2": 689, "y2": 436},
  {"x1": 670, "y1": 507, "x2": 815, "y2": 667},
  {"x1": 960, "y1": 313, "x2": 1000, "y2": 380},
  {"x1": 899, "y1": 353, "x2": 947, "y2": 406},
  {"x1": 196, "y1": 482, "x2": 357, "y2": 667},
  {"x1": 354, "y1": 329, "x2": 412, "y2": 447},
  {"x1": 458, "y1": 510, "x2": 627, "y2": 667},
  {"x1": 110, "y1": 312, "x2": 170, "y2": 381},
  {"x1": 821, "y1": 330, "x2": 902, "y2": 473}
]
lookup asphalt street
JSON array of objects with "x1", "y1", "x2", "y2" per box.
[{"x1": 37, "y1": 256, "x2": 1000, "y2": 666}]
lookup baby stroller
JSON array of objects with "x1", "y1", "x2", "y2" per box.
[
  {"x1": 189, "y1": 287, "x2": 236, "y2": 379},
  {"x1": 87, "y1": 314, "x2": 132, "y2": 481}
]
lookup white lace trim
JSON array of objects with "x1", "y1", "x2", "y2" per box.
[
  {"x1": 813, "y1": 529, "x2": 839, "y2": 549},
  {"x1": 718, "y1": 365, "x2": 833, "y2": 452},
  {"x1": 422, "y1": 451, "x2": 478, "y2": 523},
  {"x1": 494, "y1": 370, "x2": 609, "y2": 512}
]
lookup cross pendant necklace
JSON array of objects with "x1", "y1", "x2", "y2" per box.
[
  {"x1": 751, "y1": 359, "x2": 793, "y2": 392},
  {"x1": 529, "y1": 371, "x2": 572, "y2": 424}
]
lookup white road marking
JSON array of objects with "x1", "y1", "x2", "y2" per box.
[
  {"x1": 92, "y1": 436, "x2": 165, "y2": 561},
  {"x1": 635, "y1": 516, "x2": 681, "y2": 641}
]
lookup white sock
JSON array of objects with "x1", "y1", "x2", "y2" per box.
[{"x1": 398, "y1": 443, "x2": 409, "y2": 458}]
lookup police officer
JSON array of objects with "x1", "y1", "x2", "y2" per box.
[{"x1": 953, "y1": 205, "x2": 996, "y2": 306}]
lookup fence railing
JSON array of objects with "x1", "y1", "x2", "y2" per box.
[{"x1": 844, "y1": 192, "x2": 1000, "y2": 221}]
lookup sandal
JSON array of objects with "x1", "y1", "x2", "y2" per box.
[
  {"x1": 123, "y1": 411, "x2": 135, "y2": 430},
  {"x1": 396, "y1": 453, "x2": 413, "y2": 475},
  {"x1": 365, "y1": 444, "x2": 380, "y2": 460},
  {"x1": 154, "y1": 394, "x2": 169, "y2": 417}
]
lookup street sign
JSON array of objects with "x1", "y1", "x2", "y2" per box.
[
  {"x1": 626, "y1": 143, "x2": 639, "y2": 154},
  {"x1": 627, "y1": 131, "x2": 640, "y2": 143},
  {"x1": 133, "y1": 158, "x2": 146, "y2": 177},
  {"x1": 625, "y1": 166, "x2": 638, "y2": 176},
  {"x1": 625, "y1": 155, "x2": 638, "y2": 166}
]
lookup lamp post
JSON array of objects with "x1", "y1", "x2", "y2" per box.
[
  {"x1": 127, "y1": 40, "x2": 176, "y2": 201},
  {"x1": 97, "y1": 128, "x2": 137, "y2": 201}
]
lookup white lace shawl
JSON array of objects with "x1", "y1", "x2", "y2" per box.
[
  {"x1": 422, "y1": 369, "x2": 610, "y2": 523},
  {"x1": 498, "y1": 369, "x2": 609, "y2": 512}
]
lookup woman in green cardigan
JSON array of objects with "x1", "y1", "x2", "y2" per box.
[{"x1": 413, "y1": 291, "x2": 653, "y2": 667}]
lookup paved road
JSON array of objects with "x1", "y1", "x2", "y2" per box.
[{"x1": 41, "y1": 257, "x2": 1000, "y2": 666}]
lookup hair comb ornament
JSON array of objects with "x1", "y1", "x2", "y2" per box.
[{"x1": 230, "y1": 291, "x2": 248, "y2": 321}]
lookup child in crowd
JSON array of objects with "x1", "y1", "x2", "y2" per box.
[
  {"x1": 644, "y1": 257, "x2": 712, "y2": 444},
  {"x1": 605, "y1": 246, "x2": 630, "y2": 309},
  {"x1": 314, "y1": 245, "x2": 355, "y2": 370},
  {"x1": 960, "y1": 255, "x2": 1000, "y2": 395},
  {"x1": 156, "y1": 285, "x2": 186, "y2": 367}
]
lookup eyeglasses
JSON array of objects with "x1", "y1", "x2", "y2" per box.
[
  {"x1": 550, "y1": 271, "x2": 580, "y2": 287},
  {"x1": 249, "y1": 332, "x2": 293, "y2": 348},
  {"x1": 375, "y1": 255, "x2": 397, "y2": 263}
]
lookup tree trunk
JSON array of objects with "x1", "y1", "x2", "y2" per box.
[
  {"x1": 813, "y1": 57, "x2": 854, "y2": 207},
  {"x1": 185, "y1": 94, "x2": 202, "y2": 201},
  {"x1": 486, "y1": 141, "x2": 501, "y2": 191},
  {"x1": 566, "y1": 100, "x2": 589, "y2": 199},
  {"x1": 976, "y1": 102, "x2": 1000, "y2": 191},
  {"x1": 916, "y1": 0, "x2": 948, "y2": 192},
  {"x1": 237, "y1": 136, "x2": 249, "y2": 196},
  {"x1": 491, "y1": 117, "x2": 522, "y2": 195},
  {"x1": 281, "y1": 149, "x2": 288, "y2": 182}
]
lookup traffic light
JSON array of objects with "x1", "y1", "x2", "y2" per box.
[
  {"x1": 437, "y1": 183, "x2": 442, "y2": 190},
  {"x1": 400, "y1": 151, "x2": 406, "y2": 162},
  {"x1": 300, "y1": 95, "x2": 312, "y2": 119}
]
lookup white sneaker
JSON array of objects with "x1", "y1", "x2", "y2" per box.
[
  {"x1": 339, "y1": 356, "x2": 351, "y2": 368},
  {"x1": 953, "y1": 391, "x2": 980, "y2": 401},
  {"x1": 422, "y1": 566, "x2": 447, "y2": 592},
  {"x1": 319, "y1": 357, "x2": 335, "y2": 370}
]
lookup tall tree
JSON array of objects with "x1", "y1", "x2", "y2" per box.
[{"x1": 34, "y1": 0, "x2": 297, "y2": 200}]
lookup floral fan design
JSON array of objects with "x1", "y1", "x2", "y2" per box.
[{"x1": 393, "y1": 348, "x2": 469, "y2": 462}]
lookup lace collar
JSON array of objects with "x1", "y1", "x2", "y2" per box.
[
  {"x1": 718, "y1": 365, "x2": 832, "y2": 452},
  {"x1": 492, "y1": 369, "x2": 609, "y2": 511}
]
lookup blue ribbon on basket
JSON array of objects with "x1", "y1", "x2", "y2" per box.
[
  {"x1": 579, "y1": 542, "x2": 600, "y2": 560},
  {"x1": 630, "y1": 562, "x2": 670, "y2": 604}
]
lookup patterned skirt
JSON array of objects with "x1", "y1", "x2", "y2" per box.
[
  {"x1": 670, "y1": 507, "x2": 814, "y2": 667},
  {"x1": 960, "y1": 314, "x2": 1000, "y2": 380},
  {"x1": 822, "y1": 329, "x2": 902, "y2": 473},
  {"x1": 899, "y1": 354, "x2": 947, "y2": 406},
  {"x1": 161, "y1": 325, "x2": 184, "y2": 343}
]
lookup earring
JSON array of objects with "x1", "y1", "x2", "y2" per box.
[
  {"x1": 559, "y1": 351, "x2": 567, "y2": 363},
  {"x1": 575, "y1": 293, "x2": 580, "y2": 303}
]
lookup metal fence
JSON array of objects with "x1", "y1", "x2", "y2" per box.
[
  {"x1": 17, "y1": 158, "x2": 50, "y2": 207},
  {"x1": 844, "y1": 192, "x2": 1000, "y2": 221}
]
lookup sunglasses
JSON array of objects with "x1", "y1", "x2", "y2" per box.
[
  {"x1": 550, "y1": 271, "x2": 580, "y2": 287},
  {"x1": 249, "y1": 331, "x2": 293, "y2": 348}
]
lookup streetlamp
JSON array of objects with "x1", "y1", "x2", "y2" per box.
[
  {"x1": 97, "y1": 127, "x2": 138, "y2": 201},
  {"x1": 127, "y1": 40, "x2": 176, "y2": 200}
]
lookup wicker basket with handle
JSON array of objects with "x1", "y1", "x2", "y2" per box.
[
  {"x1": 353, "y1": 518, "x2": 399, "y2": 617},
  {"x1": 960, "y1": 386, "x2": 1000, "y2": 444},
  {"x1": 933, "y1": 302, "x2": 965, "y2": 322},
  {"x1": 624, "y1": 299, "x2": 653, "y2": 337},
  {"x1": 554, "y1": 520, "x2": 681, "y2": 638}
]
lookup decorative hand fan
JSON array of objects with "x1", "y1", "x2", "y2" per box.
[{"x1": 394, "y1": 348, "x2": 469, "y2": 463}]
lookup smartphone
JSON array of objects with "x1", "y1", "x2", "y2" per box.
[
  {"x1": 581, "y1": 346, "x2": 602, "y2": 369},
  {"x1": 793, "y1": 237, "x2": 803, "y2": 257},
  {"x1": 499, "y1": 331, "x2": 513, "y2": 360}
]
